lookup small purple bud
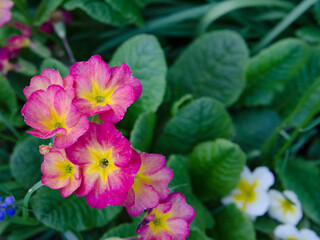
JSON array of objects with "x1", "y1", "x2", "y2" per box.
[
  {"x1": 4, "y1": 196, "x2": 15, "y2": 205},
  {"x1": 7, "y1": 208, "x2": 15, "y2": 216}
]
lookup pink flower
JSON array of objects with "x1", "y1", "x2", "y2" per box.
[
  {"x1": 70, "y1": 55, "x2": 142, "y2": 122},
  {"x1": 123, "y1": 152, "x2": 173, "y2": 217},
  {"x1": 0, "y1": 47, "x2": 18, "y2": 76},
  {"x1": 65, "y1": 122, "x2": 140, "y2": 208},
  {"x1": 21, "y1": 85, "x2": 89, "y2": 148},
  {"x1": 40, "y1": 9, "x2": 73, "y2": 34},
  {"x1": 23, "y1": 69, "x2": 75, "y2": 99},
  {"x1": 137, "y1": 192, "x2": 195, "y2": 240},
  {"x1": 39, "y1": 143, "x2": 54, "y2": 155},
  {"x1": 0, "y1": 0, "x2": 13, "y2": 27},
  {"x1": 41, "y1": 148, "x2": 81, "y2": 197},
  {"x1": 6, "y1": 22, "x2": 32, "y2": 52}
]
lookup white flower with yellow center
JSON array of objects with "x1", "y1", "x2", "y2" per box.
[
  {"x1": 222, "y1": 166, "x2": 274, "y2": 218},
  {"x1": 268, "y1": 190, "x2": 302, "y2": 225},
  {"x1": 274, "y1": 224, "x2": 320, "y2": 240}
]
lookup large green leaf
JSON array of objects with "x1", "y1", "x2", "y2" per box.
[
  {"x1": 34, "y1": 0, "x2": 64, "y2": 25},
  {"x1": 99, "y1": 223, "x2": 137, "y2": 240},
  {"x1": 241, "y1": 38, "x2": 309, "y2": 106},
  {"x1": 104, "y1": 0, "x2": 143, "y2": 25},
  {"x1": 233, "y1": 109, "x2": 281, "y2": 152},
  {"x1": 215, "y1": 204, "x2": 256, "y2": 240},
  {"x1": 31, "y1": 187, "x2": 122, "y2": 231},
  {"x1": 274, "y1": 46, "x2": 320, "y2": 126},
  {"x1": 63, "y1": 0, "x2": 128, "y2": 26},
  {"x1": 40, "y1": 58, "x2": 69, "y2": 78},
  {"x1": 190, "y1": 139, "x2": 246, "y2": 200},
  {"x1": 277, "y1": 159, "x2": 320, "y2": 224},
  {"x1": 0, "y1": 75, "x2": 17, "y2": 125},
  {"x1": 168, "y1": 30, "x2": 249, "y2": 106},
  {"x1": 130, "y1": 112, "x2": 156, "y2": 152},
  {"x1": 155, "y1": 97, "x2": 233, "y2": 155},
  {"x1": 10, "y1": 136, "x2": 50, "y2": 188},
  {"x1": 110, "y1": 34, "x2": 167, "y2": 125}
]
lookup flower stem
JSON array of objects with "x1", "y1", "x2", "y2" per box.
[
  {"x1": 62, "y1": 36, "x2": 76, "y2": 64},
  {"x1": 23, "y1": 181, "x2": 43, "y2": 221}
]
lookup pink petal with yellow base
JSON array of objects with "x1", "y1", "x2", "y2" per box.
[
  {"x1": 70, "y1": 55, "x2": 142, "y2": 122},
  {"x1": 124, "y1": 152, "x2": 173, "y2": 217},
  {"x1": 136, "y1": 192, "x2": 195, "y2": 240},
  {"x1": 66, "y1": 122, "x2": 140, "y2": 208},
  {"x1": 23, "y1": 69, "x2": 75, "y2": 99},
  {"x1": 41, "y1": 148, "x2": 81, "y2": 197},
  {"x1": 21, "y1": 85, "x2": 89, "y2": 148}
]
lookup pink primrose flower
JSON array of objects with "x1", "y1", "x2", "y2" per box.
[
  {"x1": 65, "y1": 122, "x2": 140, "y2": 208},
  {"x1": 0, "y1": 0, "x2": 13, "y2": 27},
  {"x1": 137, "y1": 192, "x2": 195, "y2": 240},
  {"x1": 70, "y1": 55, "x2": 142, "y2": 122},
  {"x1": 41, "y1": 148, "x2": 81, "y2": 197},
  {"x1": 21, "y1": 85, "x2": 89, "y2": 148},
  {"x1": 123, "y1": 152, "x2": 173, "y2": 217},
  {"x1": 23, "y1": 68, "x2": 75, "y2": 99}
]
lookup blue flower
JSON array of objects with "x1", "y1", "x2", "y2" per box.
[{"x1": 0, "y1": 196, "x2": 15, "y2": 220}]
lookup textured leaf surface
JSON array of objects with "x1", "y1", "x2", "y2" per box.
[
  {"x1": 274, "y1": 46, "x2": 320, "y2": 126},
  {"x1": 155, "y1": 97, "x2": 234, "y2": 155},
  {"x1": 99, "y1": 223, "x2": 137, "y2": 240},
  {"x1": 168, "y1": 30, "x2": 249, "y2": 106},
  {"x1": 0, "y1": 75, "x2": 17, "y2": 128},
  {"x1": 10, "y1": 137, "x2": 50, "y2": 188},
  {"x1": 110, "y1": 34, "x2": 167, "y2": 125},
  {"x1": 277, "y1": 159, "x2": 320, "y2": 224},
  {"x1": 40, "y1": 58, "x2": 69, "y2": 78},
  {"x1": 130, "y1": 112, "x2": 156, "y2": 152},
  {"x1": 190, "y1": 139, "x2": 246, "y2": 200},
  {"x1": 31, "y1": 187, "x2": 122, "y2": 231},
  {"x1": 241, "y1": 38, "x2": 309, "y2": 106},
  {"x1": 215, "y1": 204, "x2": 256, "y2": 240}
]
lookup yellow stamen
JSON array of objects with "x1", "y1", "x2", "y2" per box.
[{"x1": 233, "y1": 180, "x2": 258, "y2": 210}]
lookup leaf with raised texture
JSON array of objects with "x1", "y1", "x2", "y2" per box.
[
  {"x1": 190, "y1": 139, "x2": 246, "y2": 200},
  {"x1": 155, "y1": 97, "x2": 233, "y2": 155},
  {"x1": 31, "y1": 187, "x2": 122, "y2": 231},
  {"x1": 168, "y1": 30, "x2": 249, "y2": 106},
  {"x1": 241, "y1": 38, "x2": 309, "y2": 106},
  {"x1": 110, "y1": 34, "x2": 167, "y2": 125}
]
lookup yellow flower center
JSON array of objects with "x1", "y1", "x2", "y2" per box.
[
  {"x1": 233, "y1": 180, "x2": 258, "y2": 210},
  {"x1": 149, "y1": 209, "x2": 171, "y2": 234},
  {"x1": 94, "y1": 94, "x2": 106, "y2": 103},
  {"x1": 99, "y1": 158, "x2": 109, "y2": 168},
  {"x1": 279, "y1": 197, "x2": 295, "y2": 215}
]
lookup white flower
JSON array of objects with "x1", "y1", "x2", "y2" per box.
[
  {"x1": 274, "y1": 224, "x2": 320, "y2": 240},
  {"x1": 268, "y1": 189, "x2": 302, "y2": 225},
  {"x1": 300, "y1": 228, "x2": 320, "y2": 240},
  {"x1": 222, "y1": 166, "x2": 274, "y2": 218},
  {"x1": 274, "y1": 224, "x2": 300, "y2": 240}
]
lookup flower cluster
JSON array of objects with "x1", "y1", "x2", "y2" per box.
[
  {"x1": 21, "y1": 55, "x2": 194, "y2": 239},
  {"x1": 0, "y1": 22, "x2": 32, "y2": 75},
  {"x1": 222, "y1": 166, "x2": 319, "y2": 239},
  {"x1": 0, "y1": 0, "x2": 13, "y2": 27},
  {"x1": 0, "y1": 196, "x2": 15, "y2": 220}
]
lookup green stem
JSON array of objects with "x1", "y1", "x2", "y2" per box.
[
  {"x1": 196, "y1": 0, "x2": 293, "y2": 34},
  {"x1": 272, "y1": 101, "x2": 320, "y2": 167},
  {"x1": 23, "y1": 181, "x2": 43, "y2": 221},
  {"x1": 261, "y1": 76, "x2": 320, "y2": 155},
  {"x1": 253, "y1": 0, "x2": 317, "y2": 53}
]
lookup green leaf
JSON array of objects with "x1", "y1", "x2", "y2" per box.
[
  {"x1": 40, "y1": 58, "x2": 69, "y2": 77},
  {"x1": 15, "y1": 58, "x2": 38, "y2": 76},
  {"x1": 233, "y1": 109, "x2": 281, "y2": 152},
  {"x1": 155, "y1": 97, "x2": 234, "y2": 155},
  {"x1": 274, "y1": 46, "x2": 320, "y2": 126},
  {"x1": 0, "y1": 75, "x2": 18, "y2": 124},
  {"x1": 167, "y1": 155, "x2": 192, "y2": 196},
  {"x1": 277, "y1": 159, "x2": 320, "y2": 224},
  {"x1": 10, "y1": 136, "x2": 50, "y2": 188},
  {"x1": 104, "y1": 0, "x2": 143, "y2": 25},
  {"x1": 241, "y1": 38, "x2": 309, "y2": 106},
  {"x1": 168, "y1": 30, "x2": 249, "y2": 106},
  {"x1": 34, "y1": 0, "x2": 64, "y2": 25},
  {"x1": 7, "y1": 226, "x2": 47, "y2": 240},
  {"x1": 296, "y1": 26, "x2": 320, "y2": 43},
  {"x1": 215, "y1": 204, "x2": 256, "y2": 240},
  {"x1": 130, "y1": 112, "x2": 156, "y2": 152},
  {"x1": 189, "y1": 227, "x2": 215, "y2": 240},
  {"x1": 30, "y1": 40, "x2": 52, "y2": 58},
  {"x1": 31, "y1": 187, "x2": 122, "y2": 231},
  {"x1": 254, "y1": 216, "x2": 279, "y2": 234},
  {"x1": 99, "y1": 223, "x2": 137, "y2": 240},
  {"x1": 63, "y1": 0, "x2": 129, "y2": 26},
  {"x1": 110, "y1": 34, "x2": 167, "y2": 125},
  {"x1": 190, "y1": 139, "x2": 246, "y2": 200}
]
